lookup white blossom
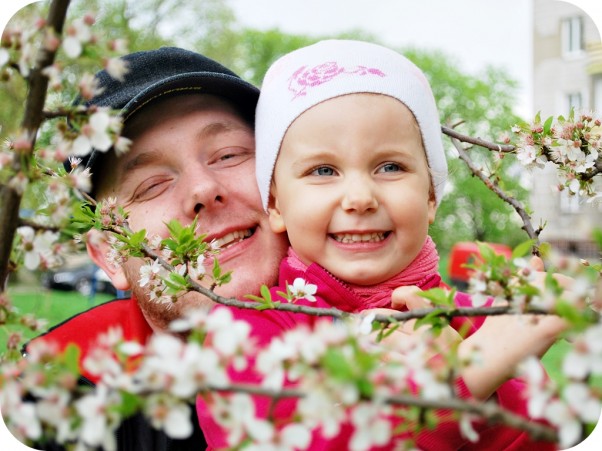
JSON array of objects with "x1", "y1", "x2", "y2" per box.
[
  {"x1": 544, "y1": 399, "x2": 581, "y2": 448},
  {"x1": 289, "y1": 277, "x2": 318, "y2": 302},
  {"x1": 62, "y1": 18, "x2": 92, "y2": 58},
  {"x1": 210, "y1": 393, "x2": 275, "y2": 447},
  {"x1": 75, "y1": 384, "x2": 117, "y2": 450},
  {"x1": 145, "y1": 395, "x2": 193, "y2": 439},
  {"x1": 71, "y1": 109, "x2": 114, "y2": 156},
  {"x1": 104, "y1": 57, "x2": 129, "y2": 81},
  {"x1": 0, "y1": 48, "x2": 9, "y2": 68},
  {"x1": 139, "y1": 259, "x2": 165, "y2": 288},
  {"x1": 17, "y1": 226, "x2": 59, "y2": 270},
  {"x1": 357, "y1": 312, "x2": 376, "y2": 335},
  {"x1": 349, "y1": 402, "x2": 392, "y2": 450},
  {"x1": 564, "y1": 382, "x2": 601, "y2": 423},
  {"x1": 459, "y1": 413, "x2": 480, "y2": 443},
  {"x1": 297, "y1": 388, "x2": 345, "y2": 438},
  {"x1": 562, "y1": 324, "x2": 602, "y2": 379}
]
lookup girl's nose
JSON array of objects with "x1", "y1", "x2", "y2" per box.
[{"x1": 340, "y1": 177, "x2": 378, "y2": 214}]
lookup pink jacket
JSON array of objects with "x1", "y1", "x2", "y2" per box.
[{"x1": 197, "y1": 257, "x2": 556, "y2": 450}]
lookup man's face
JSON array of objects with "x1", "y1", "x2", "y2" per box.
[{"x1": 96, "y1": 94, "x2": 288, "y2": 330}]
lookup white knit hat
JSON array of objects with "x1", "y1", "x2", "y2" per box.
[{"x1": 255, "y1": 39, "x2": 447, "y2": 210}]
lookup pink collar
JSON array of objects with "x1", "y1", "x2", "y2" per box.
[{"x1": 285, "y1": 236, "x2": 440, "y2": 309}]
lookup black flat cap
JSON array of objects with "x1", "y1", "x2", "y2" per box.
[{"x1": 72, "y1": 47, "x2": 259, "y2": 194}]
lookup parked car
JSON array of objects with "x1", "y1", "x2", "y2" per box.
[
  {"x1": 42, "y1": 263, "x2": 116, "y2": 296},
  {"x1": 448, "y1": 242, "x2": 513, "y2": 290}
]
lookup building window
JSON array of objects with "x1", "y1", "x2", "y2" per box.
[
  {"x1": 562, "y1": 16, "x2": 584, "y2": 56},
  {"x1": 559, "y1": 189, "x2": 580, "y2": 214},
  {"x1": 594, "y1": 75, "x2": 602, "y2": 113},
  {"x1": 566, "y1": 92, "x2": 582, "y2": 112}
]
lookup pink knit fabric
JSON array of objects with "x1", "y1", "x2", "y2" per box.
[{"x1": 286, "y1": 236, "x2": 440, "y2": 309}]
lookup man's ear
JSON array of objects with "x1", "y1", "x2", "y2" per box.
[
  {"x1": 86, "y1": 229, "x2": 131, "y2": 290},
  {"x1": 267, "y1": 192, "x2": 287, "y2": 234}
]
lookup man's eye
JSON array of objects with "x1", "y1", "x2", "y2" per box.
[
  {"x1": 378, "y1": 163, "x2": 403, "y2": 173},
  {"x1": 132, "y1": 180, "x2": 167, "y2": 201},
  {"x1": 310, "y1": 166, "x2": 336, "y2": 176},
  {"x1": 213, "y1": 148, "x2": 254, "y2": 166}
]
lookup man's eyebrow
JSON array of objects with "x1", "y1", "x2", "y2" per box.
[
  {"x1": 201, "y1": 120, "x2": 251, "y2": 137},
  {"x1": 123, "y1": 150, "x2": 162, "y2": 173}
]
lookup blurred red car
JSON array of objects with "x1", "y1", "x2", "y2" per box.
[{"x1": 448, "y1": 242, "x2": 512, "y2": 290}]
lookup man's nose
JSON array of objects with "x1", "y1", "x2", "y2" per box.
[
  {"x1": 183, "y1": 167, "x2": 225, "y2": 217},
  {"x1": 340, "y1": 176, "x2": 378, "y2": 214}
]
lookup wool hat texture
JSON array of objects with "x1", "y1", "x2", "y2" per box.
[
  {"x1": 255, "y1": 39, "x2": 447, "y2": 210},
  {"x1": 71, "y1": 47, "x2": 259, "y2": 197}
]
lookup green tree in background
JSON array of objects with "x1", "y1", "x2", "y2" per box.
[
  {"x1": 2, "y1": 0, "x2": 529, "y2": 256},
  {"x1": 403, "y1": 50, "x2": 527, "y2": 252}
]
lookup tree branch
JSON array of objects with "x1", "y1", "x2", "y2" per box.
[
  {"x1": 441, "y1": 126, "x2": 516, "y2": 153},
  {"x1": 200, "y1": 382, "x2": 557, "y2": 443},
  {"x1": 447, "y1": 136, "x2": 542, "y2": 253},
  {"x1": 0, "y1": 0, "x2": 71, "y2": 287},
  {"x1": 101, "y1": 221, "x2": 585, "y2": 324}
]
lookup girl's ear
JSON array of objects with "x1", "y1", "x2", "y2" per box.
[
  {"x1": 428, "y1": 197, "x2": 437, "y2": 225},
  {"x1": 267, "y1": 192, "x2": 287, "y2": 234},
  {"x1": 86, "y1": 229, "x2": 131, "y2": 291}
]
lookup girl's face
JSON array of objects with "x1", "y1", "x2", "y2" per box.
[{"x1": 269, "y1": 93, "x2": 437, "y2": 286}]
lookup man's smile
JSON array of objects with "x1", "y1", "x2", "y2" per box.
[{"x1": 210, "y1": 227, "x2": 255, "y2": 250}]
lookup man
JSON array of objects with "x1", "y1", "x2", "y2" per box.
[{"x1": 27, "y1": 46, "x2": 289, "y2": 450}]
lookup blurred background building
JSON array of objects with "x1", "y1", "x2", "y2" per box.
[{"x1": 531, "y1": 0, "x2": 602, "y2": 260}]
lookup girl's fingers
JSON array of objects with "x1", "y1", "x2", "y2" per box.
[{"x1": 391, "y1": 285, "x2": 432, "y2": 310}]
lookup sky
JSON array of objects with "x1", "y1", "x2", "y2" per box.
[
  {"x1": 1, "y1": 1, "x2": 602, "y2": 450},
  {"x1": 227, "y1": 0, "x2": 601, "y2": 117}
]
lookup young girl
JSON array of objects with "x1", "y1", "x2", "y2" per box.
[{"x1": 197, "y1": 40, "x2": 562, "y2": 450}]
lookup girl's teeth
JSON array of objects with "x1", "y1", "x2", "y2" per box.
[{"x1": 333, "y1": 232, "x2": 385, "y2": 243}]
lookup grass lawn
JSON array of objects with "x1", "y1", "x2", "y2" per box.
[{"x1": 2, "y1": 285, "x2": 114, "y2": 351}]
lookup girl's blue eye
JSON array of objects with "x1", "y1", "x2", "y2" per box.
[
  {"x1": 379, "y1": 163, "x2": 402, "y2": 173},
  {"x1": 311, "y1": 166, "x2": 336, "y2": 176}
]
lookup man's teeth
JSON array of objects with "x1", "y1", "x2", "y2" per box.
[
  {"x1": 212, "y1": 229, "x2": 253, "y2": 249},
  {"x1": 333, "y1": 232, "x2": 386, "y2": 243}
]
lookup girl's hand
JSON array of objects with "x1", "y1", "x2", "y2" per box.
[{"x1": 364, "y1": 286, "x2": 461, "y2": 361}]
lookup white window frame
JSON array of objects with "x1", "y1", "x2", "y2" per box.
[
  {"x1": 559, "y1": 189, "x2": 580, "y2": 214},
  {"x1": 594, "y1": 75, "x2": 602, "y2": 114},
  {"x1": 561, "y1": 16, "x2": 584, "y2": 57},
  {"x1": 566, "y1": 91, "x2": 583, "y2": 112}
]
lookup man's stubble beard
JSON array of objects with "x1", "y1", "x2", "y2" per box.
[
  {"x1": 122, "y1": 241, "x2": 285, "y2": 333},
  {"x1": 123, "y1": 259, "x2": 214, "y2": 333}
]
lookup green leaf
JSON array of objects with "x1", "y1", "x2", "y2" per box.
[
  {"x1": 61, "y1": 344, "x2": 81, "y2": 376},
  {"x1": 592, "y1": 228, "x2": 602, "y2": 250},
  {"x1": 512, "y1": 239, "x2": 535, "y2": 259},
  {"x1": 322, "y1": 348, "x2": 353, "y2": 380},
  {"x1": 260, "y1": 284, "x2": 272, "y2": 303},
  {"x1": 543, "y1": 115, "x2": 554, "y2": 135},
  {"x1": 114, "y1": 391, "x2": 141, "y2": 417},
  {"x1": 419, "y1": 288, "x2": 455, "y2": 306},
  {"x1": 538, "y1": 242, "x2": 552, "y2": 259}
]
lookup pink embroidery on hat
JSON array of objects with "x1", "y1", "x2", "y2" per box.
[{"x1": 288, "y1": 62, "x2": 386, "y2": 99}]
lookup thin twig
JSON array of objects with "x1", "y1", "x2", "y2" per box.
[
  {"x1": 441, "y1": 126, "x2": 516, "y2": 153},
  {"x1": 18, "y1": 218, "x2": 61, "y2": 232},
  {"x1": 448, "y1": 137, "x2": 542, "y2": 251}
]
